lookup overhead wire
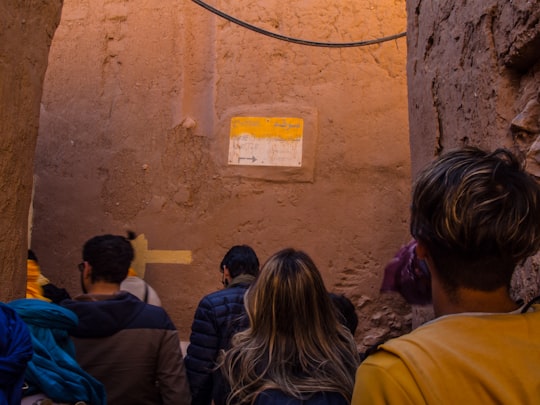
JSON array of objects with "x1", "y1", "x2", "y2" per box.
[{"x1": 191, "y1": 0, "x2": 406, "y2": 48}]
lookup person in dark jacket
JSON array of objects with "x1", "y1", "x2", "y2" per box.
[
  {"x1": 60, "y1": 233, "x2": 191, "y2": 405},
  {"x1": 329, "y1": 292, "x2": 358, "y2": 336},
  {"x1": 184, "y1": 245, "x2": 260, "y2": 405}
]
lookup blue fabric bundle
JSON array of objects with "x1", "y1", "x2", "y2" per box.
[
  {"x1": 0, "y1": 302, "x2": 33, "y2": 405},
  {"x1": 8, "y1": 299, "x2": 106, "y2": 405}
]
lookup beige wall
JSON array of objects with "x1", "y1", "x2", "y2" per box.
[{"x1": 32, "y1": 0, "x2": 411, "y2": 348}]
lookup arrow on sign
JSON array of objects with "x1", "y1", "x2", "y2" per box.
[{"x1": 238, "y1": 156, "x2": 257, "y2": 163}]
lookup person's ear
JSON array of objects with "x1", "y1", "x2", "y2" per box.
[
  {"x1": 223, "y1": 266, "x2": 231, "y2": 280},
  {"x1": 415, "y1": 241, "x2": 437, "y2": 275},
  {"x1": 83, "y1": 262, "x2": 93, "y2": 280},
  {"x1": 415, "y1": 241, "x2": 429, "y2": 260},
  {"x1": 221, "y1": 265, "x2": 232, "y2": 287},
  {"x1": 80, "y1": 261, "x2": 93, "y2": 294}
]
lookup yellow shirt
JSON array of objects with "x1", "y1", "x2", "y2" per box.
[{"x1": 353, "y1": 305, "x2": 540, "y2": 404}]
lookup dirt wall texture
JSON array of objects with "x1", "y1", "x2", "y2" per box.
[
  {"x1": 407, "y1": 0, "x2": 540, "y2": 322},
  {"x1": 31, "y1": 0, "x2": 411, "y2": 348},
  {"x1": 0, "y1": 1, "x2": 63, "y2": 301}
]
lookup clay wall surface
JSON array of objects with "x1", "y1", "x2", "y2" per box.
[
  {"x1": 407, "y1": 0, "x2": 540, "y2": 313},
  {"x1": 0, "y1": 1, "x2": 63, "y2": 301},
  {"x1": 31, "y1": 0, "x2": 410, "y2": 348},
  {"x1": 407, "y1": 0, "x2": 540, "y2": 174}
]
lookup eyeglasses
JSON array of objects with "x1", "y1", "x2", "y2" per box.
[{"x1": 78, "y1": 262, "x2": 85, "y2": 272}]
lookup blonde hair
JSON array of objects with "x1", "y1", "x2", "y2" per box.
[{"x1": 221, "y1": 248, "x2": 359, "y2": 404}]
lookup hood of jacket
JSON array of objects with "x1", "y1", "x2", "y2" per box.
[{"x1": 61, "y1": 292, "x2": 147, "y2": 338}]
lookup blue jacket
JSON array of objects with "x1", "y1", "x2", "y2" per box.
[
  {"x1": 184, "y1": 275, "x2": 254, "y2": 405},
  {"x1": 255, "y1": 390, "x2": 349, "y2": 405},
  {"x1": 0, "y1": 302, "x2": 33, "y2": 405},
  {"x1": 8, "y1": 299, "x2": 105, "y2": 405}
]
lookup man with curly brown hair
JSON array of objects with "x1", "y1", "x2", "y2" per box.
[{"x1": 61, "y1": 233, "x2": 190, "y2": 405}]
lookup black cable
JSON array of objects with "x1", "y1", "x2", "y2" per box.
[{"x1": 191, "y1": 0, "x2": 406, "y2": 48}]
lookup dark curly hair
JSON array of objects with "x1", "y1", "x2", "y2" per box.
[{"x1": 82, "y1": 232, "x2": 135, "y2": 284}]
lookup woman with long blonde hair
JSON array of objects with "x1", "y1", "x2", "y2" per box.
[{"x1": 221, "y1": 248, "x2": 359, "y2": 404}]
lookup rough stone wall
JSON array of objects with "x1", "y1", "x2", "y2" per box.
[
  {"x1": 408, "y1": 0, "x2": 540, "y2": 173},
  {"x1": 407, "y1": 0, "x2": 540, "y2": 321},
  {"x1": 0, "y1": 1, "x2": 63, "y2": 301},
  {"x1": 2, "y1": 0, "x2": 533, "y2": 347},
  {"x1": 32, "y1": 0, "x2": 411, "y2": 349}
]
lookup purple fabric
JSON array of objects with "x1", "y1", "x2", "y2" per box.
[{"x1": 380, "y1": 240, "x2": 432, "y2": 305}]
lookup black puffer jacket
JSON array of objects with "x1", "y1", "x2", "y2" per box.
[{"x1": 184, "y1": 275, "x2": 255, "y2": 405}]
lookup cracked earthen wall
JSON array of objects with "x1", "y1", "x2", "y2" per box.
[
  {"x1": 4, "y1": 0, "x2": 538, "y2": 349},
  {"x1": 30, "y1": 0, "x2": 411, "y2": 349},
  {"x1": 0, "y1": 1, "x2": 63, "y2": 301},
  {"x1": 407, "y1": 0, "x2": 540, "y2": 324}
]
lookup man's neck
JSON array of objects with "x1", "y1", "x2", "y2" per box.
[
  {"x1": 228, "y1": 273, "x2": 255, "y2": 288},
  {"x1": 435, "y1": 286, "x2": 519, "y2": 317},
  {"x1": 87, "y1": 282, "x2": 121, "y2": 295}
]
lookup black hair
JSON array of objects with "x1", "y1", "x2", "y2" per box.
[
  {"x1": 329, "y1": 293, "x2": 358, "y2": 335},
  {"x1": 82, "y1": 232, "x2": 135, "y2": 284},
  {"x1": 220, "y1": 245, "x2": 259, "y2": 278},
  {"x1": 28, "y1": 249, "x2": 38, "y2": 262}
]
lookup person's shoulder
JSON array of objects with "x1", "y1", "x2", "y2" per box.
[
  {"x1": 255, "y1": 390, "x2": 296, "y2": 405},
  {"x1": 138, "y1": 298, "x2": 172, "y2": 317},
  {"x1": 359, "y1": 345, "x2": 407, "y2": 370},
  {"x1": 128, "y1": 301, "x2": 177, "y2": 330},
  {"x1": 255, "y1": 390, "x2": 347, "y2": 405},
  {"x1": 200, "y1": 284, "x2": 248, "y2": 305},
  {"x1": 373, "y1": 321, "x2": 442, "y2": 356},
  {"x1": 120, "y1": 275, "x2": 145, "y2": 289},
  {"x1": 365, "y1": 315, "x2": 487, "y2": 366}
]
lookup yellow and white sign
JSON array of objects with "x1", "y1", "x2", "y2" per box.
[{"x1": 228, "y1": 117, "x2": 303, "y2": 167}]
